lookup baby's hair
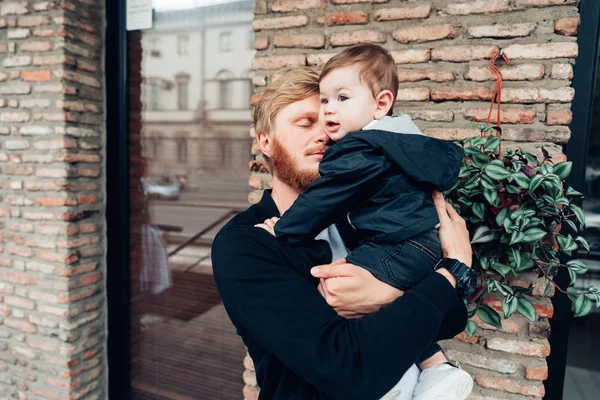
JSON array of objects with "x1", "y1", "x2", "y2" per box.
[{"x1": 320, "y1": 44, "x2": 398, "y2": 116}]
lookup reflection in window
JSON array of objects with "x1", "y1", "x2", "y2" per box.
[
  {"x1": 178, "y1": 35, "x2": 189, "y2": 56},
  {"x1": 177, "y1": 81, "x2": 188, "y2": 110},
  {"x1": 176, "y1": 138, "x2": 187, "y2": 163},
  {"x1": 219, "y1": 32, "x2": 232, "y2": 52},
  {"x1": 147, "y1": 83, "x2": 159, "y2": 111}
]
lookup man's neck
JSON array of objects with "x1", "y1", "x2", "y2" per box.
[{"x1": 270, "y1": 177, "x2": 301, "y2": 215}]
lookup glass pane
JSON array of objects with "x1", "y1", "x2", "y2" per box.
[
  {"x1": 563, "y1": 45, "x2": 600, "y2": 399},
  {"x1": 129, "y1": 1, "x2": 254, "y2": 398}
]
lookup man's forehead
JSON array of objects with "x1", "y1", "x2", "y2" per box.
[{"x1": 281, "y1": 95, "x2": 320, "y2": 119}]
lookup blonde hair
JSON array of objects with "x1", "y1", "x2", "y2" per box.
[
  {"x1": 320, "y1": 44, "x2": 398, "y2": 116},
  {"x1": 254, "y1": 66, "x2": 320, "y2": 136}
]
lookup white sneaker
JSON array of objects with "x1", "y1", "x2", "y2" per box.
[{"x1": 412, "y1": 363, "x2": 473, "y2": 400}]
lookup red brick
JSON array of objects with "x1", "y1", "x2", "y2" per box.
[
  {"x1": 331, "y1": 0, "x2": 389, "y2": 3},
  {"x1": 252, "y1": 54, "x2": 305, "y2": 70},
  {"x1": 470, "y1": 313, "x2": 522, "y2": 333},
  {"x1": 20, "y1": 70, "x2": 51, "y2": 81},
  {"x1": 0, "y1": 112, "x2": 30, "y2": 123},
  {"x1": 1, "y1": 2, "x2": 30, "y2": 15},
  {"x1": 8, "y1": 28, "x2": 31, "y2": 39},
  {"x1": 253, "y1": 36, "x2": 268, "y2": 50},
  {"x1": 272, "y1": 0, "x2": 326, "y2": 12},
  {"x1": 317, "y1": 12, "x2": 369, "y2": 26},
  {"x1": 504, "y1": 43, "x2": 578, "y2": 59},
  {"x1": 4, "y1": 318, "x2": 37, "y2": 334},
  {"x1": 475, "y1": 376, "x2": 545, "y2": 398},
  {"x1": 406, "y1": 110, "x2": 454, "y2": 122},
  {"x1": 19, "y1": 40, "x2": 52, "y2": 52},
  {"x1": 431, "y1": 87, "x2": 493, "y2": 101},
  {"x1": 252, "y1": 15, "x2": 308, "y2": 31},
  {"x1": 396, "y1": 88, "x2": 430, "y2": 102},
  {"x1": 532, "y1": 298, "x2": 554, "y2": 318},
  {"x1": 432, "y1": 45, "x2": 498, "y2": 62},
  {"x1": 444, "y1": 0, "x2": 508, "y2": 15},
  {"x1": 31, "y1": 388, "x2": 60, "y2": 400},
  {"x1": 502, "y1": 87, "x2": 575, "y2": 103},
  {"x1": 445, "y1": 349, "x2": 518, "y2": 374},
  {"x1": 425, "y1": 128, "x2": 479, "y2": 141},
  {"x1": 526, "y1": 366, "x2": 549, "y2": 381},
  {"x1": 243, "y1": 385, "x2": 260, "y2": 400},
  {"x1": 551, "y1": 64, "x2": 573, "y2": 80},
  {"x1": 486, "y1": 337, "x2": 551, "y2": 357},
  {"x1": 466, "y1": 108, "x2": 536, "y2": 124},
  {"x1": 274, "y1": 34, "x2": 324, "y2": 49},
  {"x1": 4, "y1": 296, "x2": 35, "y2": 310},
  {"x1": 307, "y1": 53, "x2": 335, "y2": 67},
  {"x1": 330, "y1": 30, "x2": 386, "y2": 47},
  {"x1": 465, "y1": 64, "x2": 544, "y2": 81},
  {"x1": 393, "y1": 25, "x2": 459, "y2": 44},
  {"x1": 374, "y1": 5, "x2": 431, "y2": 21},
  {"x1": 454, "y1": 331, "x2": 478, "y2": 344},
  {"x1": 390, "y1": 49, "x2": 430, "y2": 64},
  {"x1": 397, "y1": 69, "x2": 454, "y2": 83},
  {"x1": 555, "y1": 17, "x2": 580, "y2": 36},
  {"x1": 468, "y1": 23, "x2": 536, "y2": 38},
  {"x1": 547, "y1": 110, "x2": 572, "y2": 125},
  {"x1": 516, "y1": 0, "x2": 576, "y2": 7},
  {"x1": 244, "y1": 355, "x2": 255, "y2": 371}
]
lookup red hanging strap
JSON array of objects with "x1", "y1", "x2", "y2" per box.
[{"x1": 486, "y1": 49, "x2": 510, "y2": 157}]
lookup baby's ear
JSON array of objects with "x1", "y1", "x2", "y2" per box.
[{"x1": 373, "y1": 90, "x2": 394, "y2": 119}]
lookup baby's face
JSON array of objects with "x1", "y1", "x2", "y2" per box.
[{"x1": 319, "y1": 66, "x2": 378, "y2": 142}]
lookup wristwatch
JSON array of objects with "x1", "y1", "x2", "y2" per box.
[{"x1": 438, "y1": 258, "x2": 477, "y2": 297}]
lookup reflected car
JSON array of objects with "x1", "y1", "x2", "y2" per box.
[{"x1": 143, "y1": 182, "x2": 181, "y2": 200}]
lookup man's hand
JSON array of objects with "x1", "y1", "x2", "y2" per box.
[
  {"x1": 311, "y1": 259, "x2": 403, "y2": 319},
  {"x1": 432, "y1": 190, "x2": 473, "y2": 288},
  {"x1": 254, "y1": 216, "x2": 279, "y2": 237}
]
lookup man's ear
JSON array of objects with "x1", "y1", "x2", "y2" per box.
[
  {"x1": 257, "y1": 129, "x2": 273, "y2": 158},
  {"x1": 373, "y1": 90, "x2": 394, "y2": 119}
]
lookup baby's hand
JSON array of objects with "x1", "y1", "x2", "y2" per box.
[{"x1": 254, "y1": 216, "x2": 280, "y2": 237}]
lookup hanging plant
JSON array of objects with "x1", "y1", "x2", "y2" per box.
[
  {"x1": 445, "y1": 127, "x2": 599, "y2": 334},
  {"x1": 444, "y1": 50, "x2": 598, "y2": 336}
]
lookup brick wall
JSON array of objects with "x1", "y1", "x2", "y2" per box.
[
  {"x1": 247, "y1": 0, "x2": 581, "y2": 399},
  {"x1": 0, "y1": 1, "x2": 106, "y2": 398}
]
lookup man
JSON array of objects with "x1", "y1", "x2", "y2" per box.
[{"x1": 212, "y1": 67, "x2": 474, "y2": 400}]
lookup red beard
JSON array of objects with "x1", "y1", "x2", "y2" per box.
[{"x1": 269, "y1": 137, "x2": 321, "y2": 192}]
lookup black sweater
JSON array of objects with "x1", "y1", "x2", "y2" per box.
[
  {"x1": 274, "y1": 130, "x2": 464, "y2": 246},
  {"x1": 212, "y1": 191, "x2": 468, "y2": 400}
]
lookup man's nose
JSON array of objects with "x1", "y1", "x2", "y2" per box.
[{"x1": 312, "y1": 126, "x2": 331, "y2": 144}]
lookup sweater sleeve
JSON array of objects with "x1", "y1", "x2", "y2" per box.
[
  {"x1": 274, "y1": 139, "x2": 388, "y2": 245},
  {"x1": 212, "y1": 227, "x2": 465, "y2": 400}
]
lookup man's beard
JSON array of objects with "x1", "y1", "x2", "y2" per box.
[{"x1": 269, "y1": 137, "x2": 321, "y2": 192}]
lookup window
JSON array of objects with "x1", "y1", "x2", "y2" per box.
[
  {"x1": 219, "y1": 32, "x2": 232, "y2": 52},
  {"x1": 147, "y1": 37, "x2": 161, "y2": 57},
  {"x1": 147, "y1": 83, "x2": 159, "y2": 111},
  {"x1": 177, "y1": 35, "x2": 189, "y2": 56},
  {"x1": 177, "y1": 81, "x2": 188, "y2": 110},
  {"x1": 176, "y1": 138, "x2": 187, "y2": 163},
  {"x1": 219, "y1": 80, "x2": 231, "y2": 109}
]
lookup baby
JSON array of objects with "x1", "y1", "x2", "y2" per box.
[{"x1": 258, "y1": 44, "x2": 473, "y2": 400}]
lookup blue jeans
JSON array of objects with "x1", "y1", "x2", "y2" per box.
[{"x1": 346, "y1": 228, "x2": 443, "y2": 365}]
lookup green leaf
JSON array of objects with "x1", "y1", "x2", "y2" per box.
[
  {"x1": 510, "y1": 231, "x2": 525, "y2": 245},
  {"x1": 565, "y1": 187, "x2": 583, "y2": 197},
  {"x1": 471, "y1": 226, "x2": 495, "y2": 244},
  {"x1": 522, "y1": 228, "x2": 547, "y2": 243},
  {"x1": 484, "y1": 136, "x2": 501, "y2": 150},
  {"x1": 484, "y1": 188, "x2": 499, "y2": 206},
  {"x1": 485, "y1": 164, "x2": 512, "y2": 181},
  {"x1": 529, "y1": 175, "x2": 544, "y2": 192},
  {"x1": 543, "y1": 281, "x2": 552, "y2": 297},
  {"x1": 517, "y1": 297, "x2": 537, "y2": 323},
  {"x1": 541, "y1": 164, "x2": 554, "y2": 175},
  {"x1": 542, "y1": 181, "x2": 562, "y2": 199},
  {"x1": 478, "y1": 305, "x2": 502, "y2": 329},
  {"x1": 567, "y1": 259, "x2": 588, "y2": 274},
  {"x1": 565, "y1": 219, "x2": 578, "y2": 233},
  {"x1": 471, "y1": 203, "x2": 485, "y2": 221},
  {"x1": 505, "y1": 184, "x2": 521, "y2": 194},
  {"x1": 496, "y1": 208, "x2": 509, "y2": 227},
  {"x1": 553, "y1": 161, "x2": 572, "y2": 180},
  {"x1": 576, "y1": 236, "x2": 590, "y2": 253},
  {"x1": 574, "y1": 294, "x2": 593, "y2": 317},
  {"x1": 502, "y1": 295, "x2": 519, "y2": 319},
  {"x1": 465, "y1": 320, "x2": 477, "y2": 338},
  {"x1": 557, "y1": 234, "x2": 578, "y2": 255},
  {"x1": 510, "y1": 247, "x2": 521, "y2": 270},
  {"x1": 492, "y1": 262, "x2": 511, "y2": 278},
  {"x1": 570, "y1": 204, "x2": 585, "y2": 226},
  {"x1": 511, "y1": 172, "x2": 531, "y2": 189},
  {"x1": 524, "y1": 153, "x2": 539, "y2": 166}
]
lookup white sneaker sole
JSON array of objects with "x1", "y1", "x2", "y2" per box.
[{"x1": 412, "y1": 370, "x2": 473, "y2": 400}]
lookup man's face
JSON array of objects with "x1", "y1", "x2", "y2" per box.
[{"x1": 268, "y1": 95, "x2": 330, "y2": 192}]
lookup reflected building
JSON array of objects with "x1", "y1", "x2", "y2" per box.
[{"x1": 141, "y1": 0, "x2": 254, "y2": 187}]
